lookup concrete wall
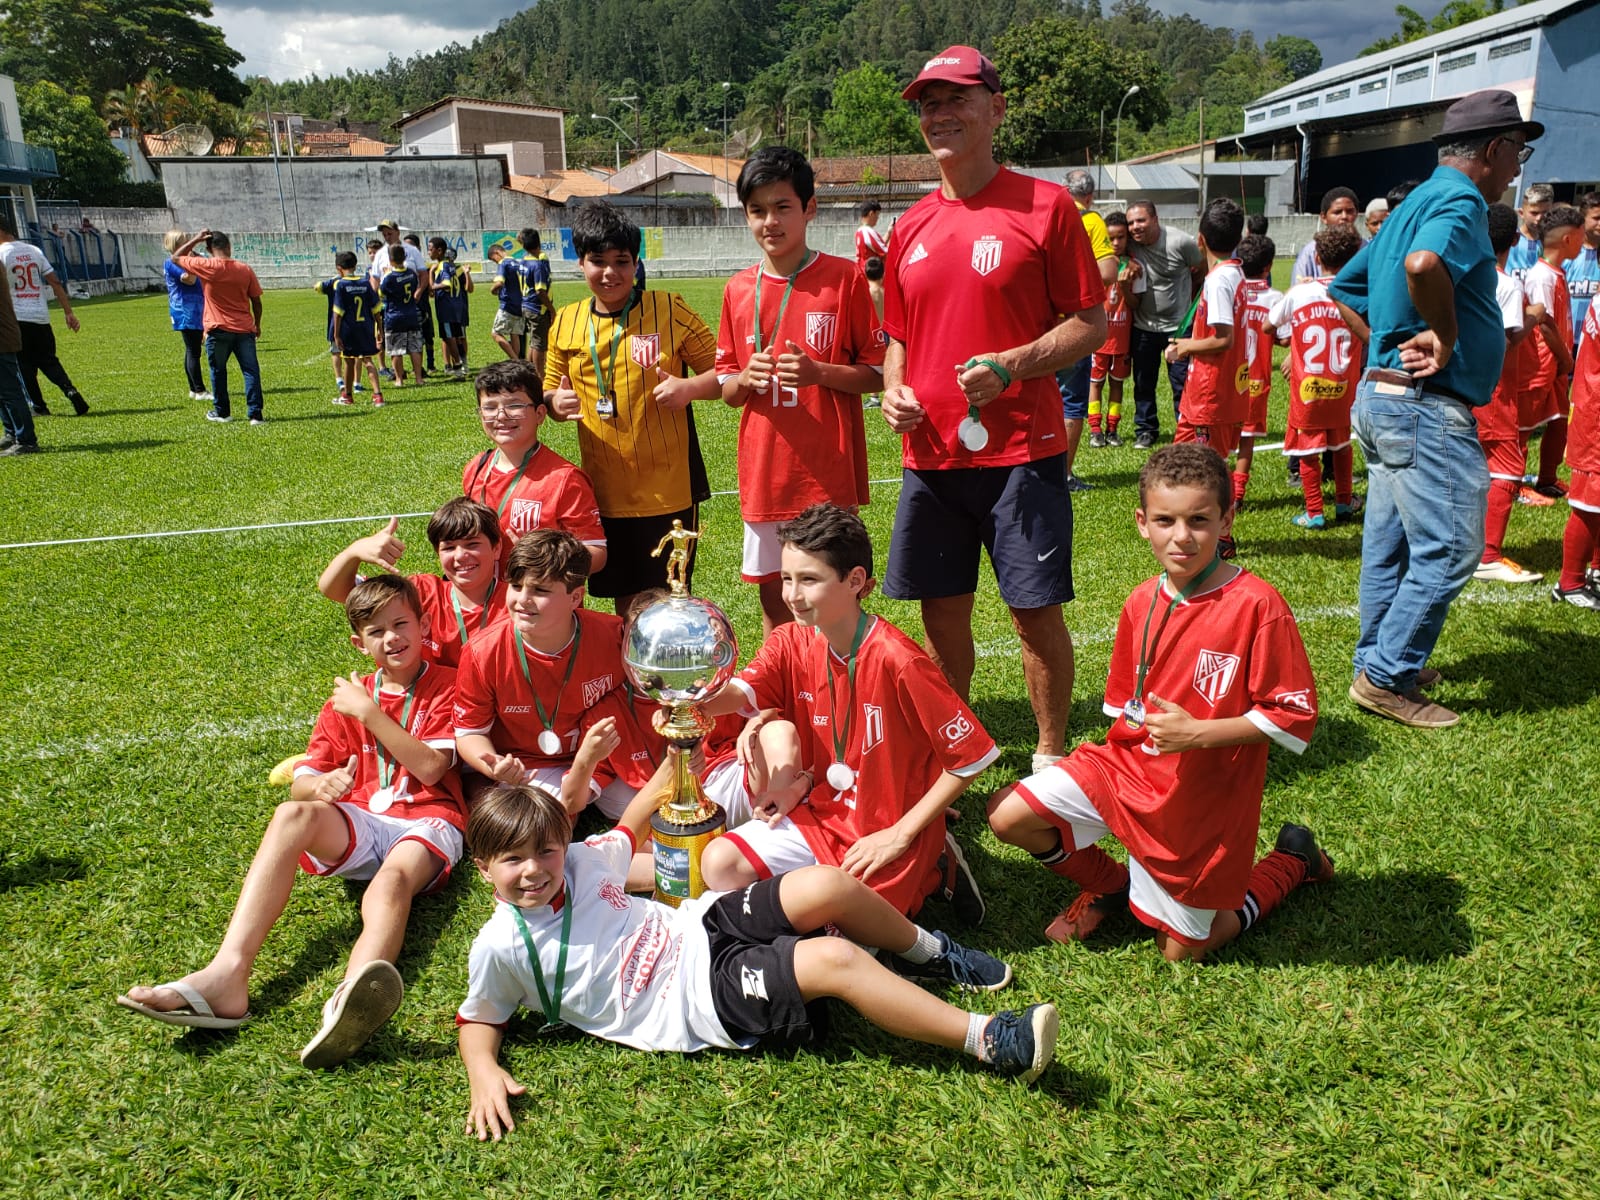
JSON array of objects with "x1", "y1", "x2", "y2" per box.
[
  {"x1": 1532, "y1": 6, "x2": 1600, "y2": 192},
  {"x1": 399, "y1": 109, "x2": 456, "y2": 154}
]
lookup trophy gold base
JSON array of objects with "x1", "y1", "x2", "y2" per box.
[{"x1": 650, "y1": 740, "x2": 726, "y2": 906}]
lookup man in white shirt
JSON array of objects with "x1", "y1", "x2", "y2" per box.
[{"x1": 0, "y1": 215, "x2": 87, "y2": 415}]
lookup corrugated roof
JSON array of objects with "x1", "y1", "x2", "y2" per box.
[{"x1": 507, "y1": 170, "x2": 617, "y2": 202}]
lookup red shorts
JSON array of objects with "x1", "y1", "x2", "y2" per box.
[
  {"x1": 1570, "y1": 467, "x2": 1600, "y2": 513},
  {"x1": 1090, "y1": 352, "x2": 1131, "y2": 383},
  {"x1": 1241, "y1": 385, "x2": 1269, "y2": 437},
  {"x1": 1519, "y1": 381, "x2": 1559, "y2": 430},
  {"x1": 1283, "y1": 424, "x2": 1352, "y2": 456},
  {"x1": 1174, "y1": 419, "x2": 1241, "y2": 457},
  {"x1": 1480, "y1": 437, "x2": 1525, "y2": 482}
]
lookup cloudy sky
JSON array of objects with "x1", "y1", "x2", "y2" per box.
[{"x1": 214, "y1": 0, "x2": 1418, "y2": 83}]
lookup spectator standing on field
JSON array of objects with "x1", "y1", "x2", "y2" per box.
[
  {"x1": 163, "y1": 230, "x2": 209, "y2": 402},
  {"x1": 1057, "y1": 168, "x2": 1119, "y2": 491},
  {"x1": 0, "y1": 215, "x2": 88, "y2": 416},
  {"x1": 171, "y1": 230, "x2": 266, "y2": 425},
  {"x1": 0, "y1": 260, "x2": 40, "y2": 455},
  {"x1": 1125, "y1": 200, "x2": 1204, "y2": 449}
]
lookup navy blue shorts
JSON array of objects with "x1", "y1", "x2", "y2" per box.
[
  {"x1": 884, "y1": 454, "x2": 1074, "y2": 609},
  {"x1": 1056, "y1": 358, "x2": 1091, "y2": 421},
  {"x1": 337, "y1": 327, "x2": 379, "y2": 359},
  {"x1": 439, "y1": 321, "x2": 463, "y2": 339}
]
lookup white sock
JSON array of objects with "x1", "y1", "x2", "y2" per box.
[
  {"x1": 965, "y1": 1011, "x2": 989, "y2": 1060},
  {"x1": 899, "y1": 925, "x2": 943, "y2": 964}
]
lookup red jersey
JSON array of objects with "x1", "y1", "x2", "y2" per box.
[
  {"x1": 731, "y1": 618, "x2": 1000, "y2": 915},
  {"x1": 1063, "y1": 569, "x2": 1316, "y2": 909},
  {"x1": 453, "y1": 608, "x2": 628, "y2": 766},
  {"x1": 714, "y1": 253, "x2": 883, "y2": 521},
  {"x1": 1181, "y1": 260, "x2": 1249, "y2": 427},
  {"x1": 461, "y1": 443, "x2": 606, "y2": 569},
  {"x1": 1484, "y1": 269, "x2": 1532, "y2": 444},
  {"x1": 1524, "y1": 259, "x2": 1573, "y2": 390},
  {"x1": 1269, "y1": 279, "x2": 1362, "y2": 432},
  {"x1": 882, "y1": 168, "x2": 1103, "y2": 469},
  {"x1": 1097, "y1": 263, "x2": 1132, "y2": 357},
  {"x1": 411, "y1": 572, "x2": 509, "y2": 670},
  {"x1": 855, "y1": 224, "x2": 888, "y2": 268},
  {"x1": 1567, "y1": 304, "x2": 1600, "y2": 475},
  {"x1": 1242, "y1": 280, "x2": 1280, "y2": 405},
  {"x1": 300, "y1": 663, "x2": 466, "y2": 828}
]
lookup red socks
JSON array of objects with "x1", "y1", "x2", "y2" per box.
[
  {"x1": 1538, "y1": 417, "x2": 1568, "y2": 489},
  {"x1": 1232, "y1": 469, "x2": 1249, "y2": 507},
  {"x1": 1560, "y1": 508, "x2": 1600, "y2": 591},
  {"x1": 1237, "y1": 851, "x2": 1308, "y2": 931},
  {"x1": 1043, "y1": 843, "x2": 1130, "y2": 896},
  {"x1": 1483, "y1": 478, "x2": 1518, "y2": 564},
  {"x1": 1299, "y1": 456, "x2": 1325, "y2": 518}
]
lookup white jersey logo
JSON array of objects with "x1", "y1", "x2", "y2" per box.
[
  {"x1": 1275, "y1": 688, "x2": 1314, "y2": 714},
  {"x1": 582, "y1": 675, "x2": 614, "y2": 709},
  {"x1": 630, "y1": 333, "x2": 660, "y2": 368},
  {"x1": 1193, "y1": 650, "x2": 1242, "y2": 705},
  {"x1": 907, "y1": 242, "x2": 930, "y2": 266},
  {"x1": 860, "y1": 704, "x2": 884, "y2": 754},
  {"x1": 509, "y1": 498, "x2": 542, "y2": 533},
  {"x1": 971, "y1": 237, "x2": 1003, "y2": 277},
  {"x1": 805, "y1": 312, "x2": 836, "y2": 354},
  {"x1": 740, "y1": 965, "x2": 769, "y2": 1001}
]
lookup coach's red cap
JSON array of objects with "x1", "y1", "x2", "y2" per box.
[{"x1": 902, "y1": 46, "x2": 1002, "y2": 101}]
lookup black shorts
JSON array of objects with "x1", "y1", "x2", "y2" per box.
[
  {"x1": 588, "y1": 505, "x2": 698, "y2": 600},
  {"x1": 703, "y1": 878, "x2": 822, "y2": 1045},
  {"x1": 883, "y1": 454, "x2": 1075, "y2": 609},
  {"x1": 439, "y1": 321, "x2": 464, "y2": 340}
]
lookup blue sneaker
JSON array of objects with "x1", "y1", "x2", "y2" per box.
[
  {"x1": 1334, "y1": 497, "x2": 1363, "y2": 520},
  {"x1": 1066, "y1": 473, "x2": 1091, "y2": 493},
  {"x1": 981, "y1": 1004, "x2": 1058, "y2": 1084},
  {"x1": 1291, "y1": 512, "x2": 1326, "y2": 530},
  {"x1": 895, "y1": 931, "x2": 1012, "y2": 992}
]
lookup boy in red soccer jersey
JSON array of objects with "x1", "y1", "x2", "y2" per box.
[
  {"x1": 1087, "y1": 211, "x2": 1136, "y2": 449},
  {"x1": 453, "y1": 530, "x2": 644, "y2": 823},
  {"x1": 1552, "y1": 299, "x2": 1600, "y2": 609},
  {"x1": 1166, "y1": 199, "x2": 1249, "y2": 554},
  {"x1": 1267, "y1": 226, "x2": 1369, "y2": 529},
  {"x1": 1476, "y1": 204, "x2": 1547, "y2": 584},
  {"x1": 464, "y1": 360, "x2": 606, "y2": 573},
  {"x1": 987, "y1": 445, "x2": 1331, "y2": 961},
  {"x1": 118, "y1": 575, "x2": 468, "y2": 1066},
  {"x1": 717, "y1": 147, "x2": 885, "y2": 635},
  {"x1": 319, "y1": 497, "x2": 512, "y2": 669},
  {"x1": 1520, "y1": 205, "x2": 1583, "y2": 505},
  {"x1": 691, "y1": 505, "x2": 999, "y2": 923},
  {"x1": 854, "y1": 200, "x2": 888, "y2": 274},
  {"x1": 1230, "y1": 234, "x2": 1281, "y2": 510}
]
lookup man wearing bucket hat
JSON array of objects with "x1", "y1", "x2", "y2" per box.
[
  {"x1": 879, "y1": 45, "x2": 1104, "y2": 773},
  {"x1": 1329, "y1": 89, "x2": 1542, "y2": 728}
]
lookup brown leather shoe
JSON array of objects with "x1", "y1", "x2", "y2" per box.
[
  {"x1": 1415, "y1": 667, "x2": 1441, "y2": 689},
  {"x1": 1349, "y1": 670, "x2": 1460, "y2": 728}
]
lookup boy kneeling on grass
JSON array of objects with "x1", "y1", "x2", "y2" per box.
[
  {"x1": 118, "y1": 575, "x2": 467, "y2": 1067},
  {"x1": 987, "y1": 445, "x2": 1334, "y2": 961},
  {"x1": 457, "y1": 766, "x2": 1059, "y2": 1141}
]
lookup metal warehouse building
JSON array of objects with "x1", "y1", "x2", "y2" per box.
[{"x1": 1237, "y1": 0, "x2": 1600, "y2": 209}]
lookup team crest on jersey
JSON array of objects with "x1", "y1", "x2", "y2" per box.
[
  {"x1": 598, "y1": 880, "x2": 629, "y2": 911},
  {"x1": 907, "y1": 242, "x2": 930, "y2": 266},
  {"x1": 860, "y1": 704, "x2": 884, "y2": 754},
  {"x1": 1192, "y1": 650, "x2": 1241, "y2": 705},
  {"x1": 509, "y1": 498, "x2": 542, "y2": 533},
  {"x1": 630, "y1": 333, "x2": 660, "y2": 368},
  {"x1": 582, "y1": 675, "x2": 614, "y2": 708},
  {"x1": 971, "y1": 237, "x2": 1003, "y2": 277},
  {"x1": 806, "y1": 312, "x2": 836, "y2": 354}
]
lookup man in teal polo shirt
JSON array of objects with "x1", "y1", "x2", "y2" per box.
[{"x1": 1329, "y1": 89, "x2": 1541, "y2": 729}]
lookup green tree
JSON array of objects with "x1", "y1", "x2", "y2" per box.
[
  {"x1": 991, "y1": 16, "x2": 1168, "y2": 163},
  {"x1": 1363, "y1": 0, "x2": 1517, "y2": 55},
  {"x1": 821, "y1": 63, "x2": 921, "y2": 154},
  {"x1": 1266, "y1": 34, "x2": 1322, "y2": 80},
  {"x1": 17, "y1": 80, "x2": 130, "y2": 201}
]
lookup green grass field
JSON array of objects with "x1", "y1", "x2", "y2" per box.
[{"x1": 2, "y1": 274, "x2": 1598, "y2": 1198}]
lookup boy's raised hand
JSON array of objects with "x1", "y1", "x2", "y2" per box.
[
  {"x1": 310, "y1": 755, "x2": 359, "y2": 804},
  {"x1": 1143, "y1": 694, "x2": 1204, "y2": 754},
  {"x1": 549, "y1": 374, "x2": 580, "y2": 419},
  {"x1": 483, "y1": 753, "x2": 534, "y2": 786},
  {"x1": 575, "y1": 716, "x2": 621, "y2": 773},
  {"x1": 777, "y1": 340, "x2": 821, "y2": 389},
  {"x1": 330, "y1": 671, "x2": 380, "y2": 724},
  {"x1": 350, "y1": 517, "x2": 405, "y2": 572},
  {"x1": 652, "y1": 366, "x2": 695, "y2": 411}
]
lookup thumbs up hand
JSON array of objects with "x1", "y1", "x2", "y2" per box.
[
  {"x1": 351, "y1": 516, "x2": 405, "y2": 572},
  {"x1": 776, "y1": 339, "x2": 820, "y2": 389},
  {"x1": 312, "y1": 754, "x2": 360, "y2": 803},
  {"x1": 1143, "y1": 694, "x2": 1203, "y2": 754},
  {"x1": 549, "y1": 373, "x2": 580, "y2": 419},
  {"x1": 652, "y1": 364, "x2": 694, "y2": 411}
]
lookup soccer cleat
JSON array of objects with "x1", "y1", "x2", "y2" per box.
[
  {"x1": 371, "y1": 393, "x2": 386, "y2": 408},
  {"x1": 1551, "y1": 583, "x2": 1600, "y2": 611},
  {"x1": 1588, "y1": 567, "x2": 1600, "y2": 591},
  {"x1": 1517, "y1": 485, "x2": 1555, "y2": 507},
  {"x1": 1088, "y1": 431, "x2": 1107, "y2": 448},
  {"x1": 1291, "y1": 512, "x2": 1326, "y2": 530},
  {"x1": 1349, "y1": 670, "x2": 1460, "y2": 728},
  {"x1": 267, "y1": 754, "x2": 309, "y2": 787},
  {"x1": 1473, "y1": 558, "x2": 1543, "y2": 583},
  {"x1": 1133, "y1": 432, "x2": 1156, "y2": 450},
  {"x1": 939, "y1": 832, "x2": 986, "y2": 926},
  {"x1": 205, "y1": 412, "x2": 231, "y2": 423},
  {"x1": 1273, "y1": 822, "x2": 1335, "y2": 883},
  {"x1": 69, "y1": 393, "x2": 88, "y2": 415},
  {"x1": 300, "y1": 960, "x2": 404, "y2": 1069},
  {"x1": 895, "y1": 931, "x2": 1012, "y2": 992},
  {"x1": 1105, "y1": 430, "x2": 1123, "y2": 447},
  {"x1": 980, "y1": 1004, "x2": 1058, "y2": 1084},
  {"x1": 1218, "y1": 534, "x2": 1238, "y2": 560},
  {"x1": 1044, "y1": 886, "x2": 1129, "y2": 944},
  {"x1": 1535, "y1": 481, "x2": 1568, "y2": 499},
  {"x1": 0, "y1": 441, "x2": 41, "y2": 455},
  {"x1": 332, "y1": 393, "x2": 353, "y2": 406},
  {"x1": 1066, "y1": 473, "x2": 1091, "y2": 493},
  {"x1": 1334, "y1": 497, "x2": 1364, "y2": 520}
]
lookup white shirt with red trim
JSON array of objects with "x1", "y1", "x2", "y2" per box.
[
  {"x1": 410, "y1": 573, "x2": 509, "y2": 670},
  {"x1": 1180, "y1": 260, "x2": 1248, "y2": 427},
  {"x1": 1484, "y1": 270, "x2": 1530, "y2": 443},
  {"x1": 729, "y1": 617, "x2": 1000, "y2": 914},
  {"x1": 1524, "y1": 259, "x2": 1573, "y2": 390},
  {"x1": 881, "y1": 168, "x2": 1103, "y2": 470},
  {"x1": 714, "y1": 252, "x2": 883, "y2": 522},
  {"x1": 1056, "y1": 569, "x2": 1317, "y2": 910},
  {"x1": 1268, "y1": 279, "x2": 1363, "y2": 432},
  {"x1": 453, "y1": 609, "x2": 628, "y2": 764},
  {"x1": 1242, "y1": 280, "x2": 1281, "y2": 405},
  {"x1": 456, "y1": 827, "x2": 739, "y2": 1052},
  {"x1": 855, "y1": 224, "x2": 888, "y2": 267},
  {"x1": 461, "y1": 443, "x2": 606, "y2": 569},
  {"x1": 296, "y1": 663, "x2": 466, "y2": 828},
  {"x1": 0, "y1": 241, "x2": 56, "y2": 325}
]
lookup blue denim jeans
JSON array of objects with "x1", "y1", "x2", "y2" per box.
[
  {"x1": 1350, "y1": 380, "x2": 1489, "y2": 692},
  {"x1": 206, "y1": 330, "x2": 263, "y2": 420},
  {"x1": 1056, "y1": 356, "x2": 1090, "y2": 421},
  {"x1": 0, "y1": 352, "x2": 37, "y2": 446},
  {"x1": 1129, "y1": 325, "x2": 1188, "y2": 439}
]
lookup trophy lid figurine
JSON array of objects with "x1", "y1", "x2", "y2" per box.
[{"x1": 622, "y1": 526, "x2": 737, "y2": 904}]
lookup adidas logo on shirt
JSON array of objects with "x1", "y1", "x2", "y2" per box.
[{"x1": 907, "y1": 242, "x2": 929, "y2": 265}]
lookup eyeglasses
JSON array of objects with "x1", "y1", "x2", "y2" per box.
[
  {"x1": 1497, "y1": 138, "x2": 1535, "y2": 165},
  {"x1": 478, "y1": 402, "x2": 535, "y2": 417}
]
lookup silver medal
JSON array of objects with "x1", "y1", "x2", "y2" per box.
[
  {"x1": 957, "y1": 417, "x2": 989, "y2": 451},
  {"x1": 826, "y1": 761, "x2": 856, "y2": 791},
  {"x1": 368, "y1": 786, "x2": 395, "y2": 814},
  {"x1": 1122, "y1": 697, "x2": 1146, "y2": 730},
  {"x1": 537, "y1": 729, "x2": 562, "y2": 755},
  {"x1": 596, "y1": 392, "x2": 617, "y2": 418}
]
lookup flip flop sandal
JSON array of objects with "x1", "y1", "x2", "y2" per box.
[{"x1": 116, "y1": 980, "x2": 250, "y2": 1030}]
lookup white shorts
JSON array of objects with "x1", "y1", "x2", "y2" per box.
[
  {"x1": 301, "y1": 802, "x2": 464, "y2": 893},
  {"x1": 742, "y1": 520, "x2": 784, "y2": 583},
  {"x1": 1020, "y1": 764, "x2": 1217, "y2": 944},
  {"x1": 704, "y1": 757, "x2": 756, "y2": 827},
  {"x1": 719, "y1": 813, "x2": 818, "y2": 880},
  {"x1": 522, "y1": 763, "x2": 636, "y2": 823}
]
